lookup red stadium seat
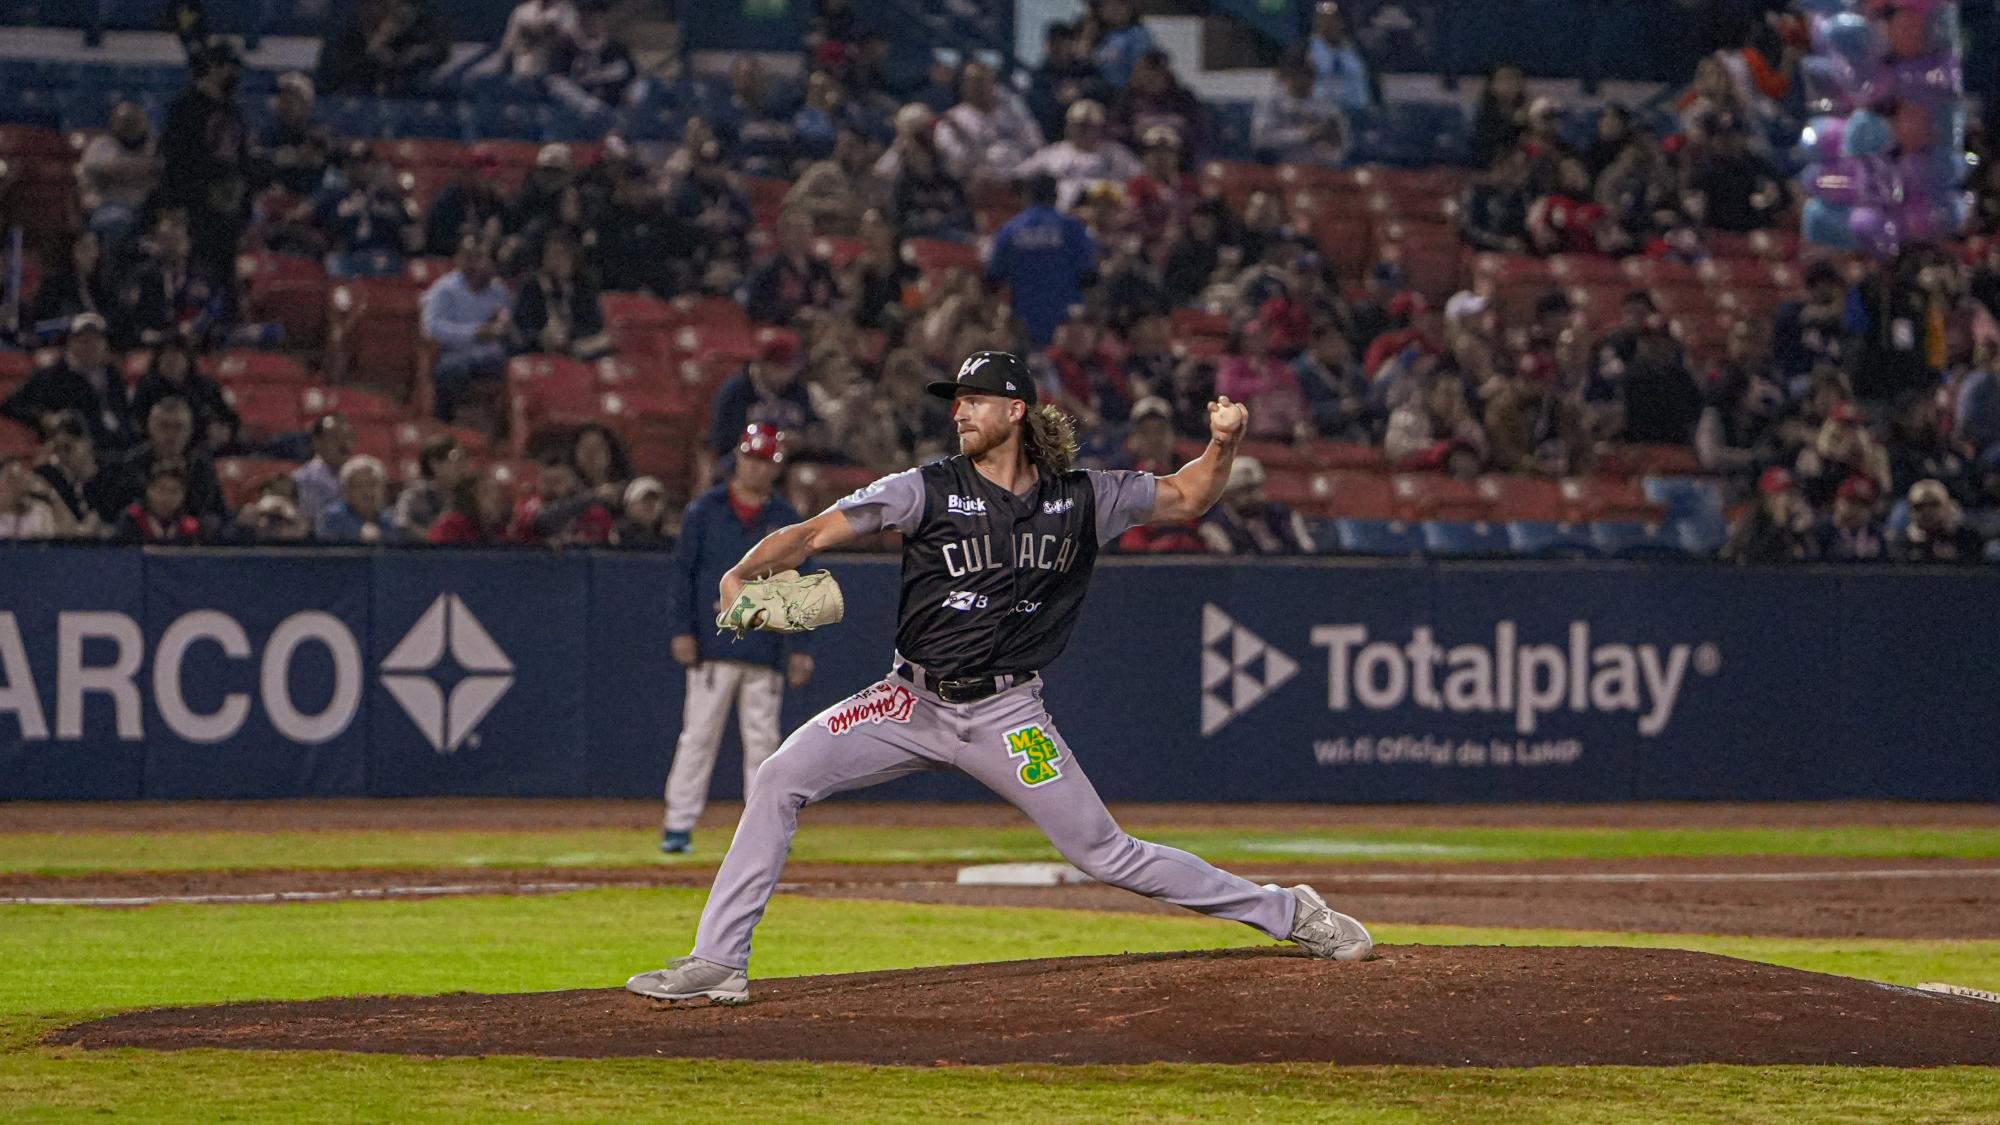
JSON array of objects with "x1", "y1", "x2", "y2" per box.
[
  {"x1": 1626, "y1": 443, "x2": 1704, "y2": 477},
  {"x1": 349, "y1": 419, "x2": 401, "y2": 467},
  {"x1": 672, "y1": 323, "x2": 761, "y2": 365},
  {"x1": 204, "y1": 350, "x2": 309, "y2": 387},
  {"x1": 300, "y1": 385, "x2": 406, "y2": 424},
  {"x1": 384, "y1": 138, "x2": 471, "y2": 171},
  {"x1": 1276, "y1": 163, "x2": 1360, "y2": 195},
  {"x1": 1478, "y1": 474, "x2": 1567, "y2": 522},
  {"x1": 1393, "y1": 473, "x2": 1494, "y2": 521},
  {"x1": 0, "y1": 419, "x2": 37, "y2": 458},
  {"x1": 1562, "y1": 476, "x2": 1667, "y2": 523},
  {"x1": 596, "y1": 356, "x2": 690, "y2": 421},
  {"x1": 1315, "y1": 470, "x2": 1399, "y2": 519},
  {"x1": 215, "y1": 457, "x2": 302, "y2": 509},
  {"x1": 813, "y1": 236, "x2": 865, "y2": 270},
  {"x1": 1547, "y1": 254, "x2": 1625, "y2": 285},
  {"x1": 224, "y1": 385, "x2": 306, "y2": 439},
  {"x1": 1313, "y1": 442, "x2": 1390, "y2": 471},
  {"x1": 1201, "y1": 159, "x2": 1282, "y2": 215},
  {"x1": 903, "y1": 238, "x2": 981, "y2": 275},
  {"x1": 238, "y1": 252, "x2": 332, "y2": 351},
  {"x1": 0, "y1": 125, "x2": 70, "y2": 159},
  {"x1": 506, "y1": 355, "x2": 600, "y2": 449},
  {"x1": 324, "y1": 280, "x2": 423, "y2": 400},
  {"x1": 668, "y1": 293, "x2": 751, "y2": 332},
  {"x1": 1303, "y1": 212, "x2": 1375, "y2": 285},
  {"x1": 1170, "y1": 308, "x2": 1230, "y2": 338}
]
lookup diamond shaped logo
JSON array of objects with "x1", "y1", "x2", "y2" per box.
[
  {"x1": 1200, "y1": 604, "x2": 1297, "y2": 736},
  {"x1": 380, "y1": 594, "x2": 515, "y2": 754}
]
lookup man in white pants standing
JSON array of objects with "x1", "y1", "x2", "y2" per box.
[{"x1": 660, "y1": 425, "x2": 814, "y2": 852}]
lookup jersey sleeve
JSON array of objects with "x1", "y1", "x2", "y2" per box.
[
  {"x1": 1088, "y1": 469, "x2": 1159, "y2": 545},
  {"x1": 832, "y1": 468, "x2": 927, "y2": 534}
]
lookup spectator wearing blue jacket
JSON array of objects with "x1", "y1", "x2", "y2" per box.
[
  {"x1": 1092, "y1": 0, "x2": 1157, "y2": 88},
  {"x1": 984, "y1": 175, "x2": 1099, "y2": 349},
  {"x1": 1308, "y1": 1, "x2": 1378, "y2": 113},
  {"x1": 659, "y1": 425, "x2": 815, "y2": 853}
]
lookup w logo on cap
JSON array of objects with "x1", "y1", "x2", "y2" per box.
[{"x1": 957, "y1": 355, "x2": 991, "y2": 382}]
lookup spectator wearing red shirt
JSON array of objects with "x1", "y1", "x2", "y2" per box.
[
  {"x1": 1362, "y1": 292, "x2": 1437, "y2": 380},
  {"x1": 1528, "y1": 157, "x2": 1617, "y2": 255},
  {"x1": 1123, "y1": 126, "x2": 1197, "y2": 244},
  {"x1": 114, "y1": 466, "x2": 202, "y2": 544},
  {"x1": 428, "y1": 469, "x2": 513, "y2": 546},
  {"x1": 1216, "y1": 320, "x2": 1308, "y2": 441},
  {"x1": 509, "y1": 457, "x2": 616, "y2": 547},
  {"x1": 1040, "y1": 312, "x2": 1132, "y2": 427}
]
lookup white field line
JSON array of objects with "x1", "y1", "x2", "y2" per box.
[{"x1": 5, "y1": 866, "x2": 2000, "y2": 907}]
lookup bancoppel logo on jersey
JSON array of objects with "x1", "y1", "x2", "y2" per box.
[
  {"x1": 945, "y1": 495, "x2": 988, "y2": 517},
  {"x1": 943, "y1": 590, "x2": 989, "y2": 612},
  {"x1": 1042, "y1": 498, "x2": 1074, "y2": 515}
]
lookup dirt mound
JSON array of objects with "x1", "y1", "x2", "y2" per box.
[{"x1": 52, "y1": 946, "x2": 2000, "y2": 1067}]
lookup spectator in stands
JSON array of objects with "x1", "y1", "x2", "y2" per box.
[
  {"x1": 1675, "y1": 56, "x2": 1753, "y2": 142},
  {"x1": 1771, "y1": 260, "x2": 1848, "y2": 385},
  {"x1": 1039, "y1": 310, "x2": 1128, "y2": 429},
  {"x1": 1696, "y1": 361, "x2": 1784, "y2": 488},
  {"x1": 1468, "y1": 64, "x2": 1527, "y2": 169},
  {"x1": 570, "y1": 422, "x2": 631, "y2": 493},
  {"x1": 130, "y1": 336, "x2": 237, "y2": 452},
  {"x1": 613, "y1": 476, "x2": 673, "y2": 548},
  {"x1": 76, "y1": 101, "x2": 159, "y2": 244},
  {"x1": 548, "y1": 2, "x2": 640, "y2": 117},
  {"x1": 1721, "y1": 466, "x2": 1814, "y2": 564},
  {"x1": 1293, "y1": 321, "x2": 1370, "y2": 439},
  {"x1": 842, "y1": 209, "x2": 919, "y2": 332},
  {"x1": 427, "y1": 468, "x2": 512, "y2": 546},
  {"x1": 510, "y1": 455, "x2": 616, "y2": 547},
  {"x1": 113, "y1": 465, "x2": 203, "y2": 544},
  {"x1": 1090, "y1": 0, "x2": 1157, "y2": 89},
  {"x1": 26, "y1": 231, "x2": 116, "y2": 339},
  {"x1": 936, "y1": 61, "x2": 1045, "y2": 184},
  {"x1": 1849, "y1": 250, "x2": 1940, "y2": 406},
  {"x1": 1162, "y1": 196, "x2": 1231, "y2": 306},
  {"x1": 793, "y1": 70, "x2": 875, "y2": 163},
  {"x1": 1527, "y1": 157, "x2": 1621, "y2": 255},
  {"x1": 658, "y1": 423, "x2": 810, "y2": 853},
  {"x1": 291, "y1": 414, "x2": 355, "y2": 526},
  {"x1": 1123, "y1": 126, "x2": 1197, "y2": 244},
  {"x1": 505, "y1": 144, "x2": 578, "y2": 240},
  {"x1": 1014, "y1": 99, "x2": 1142, "y2": 212},
  {"x1": 421, "y1": 238, "x2": 514, "y2": 422},
  {"x1": 1812, "y1": 475, "x2": 1887, "y2": 562},
  {"x1": 740, "y1": 212, "x2": 839, "y2": 325},
  {"x1": 872, "y1": 103, "x2": 936, "y2": 183},
  {"x1": 669, "y1": 142, "x2": 755, "y2": 288},
  {"x1": 1583, "y1": 104, "x2": 1639, "y2": 179},
  {"x1": 1252, "y1": 53, "x2": 1351, "y2": 167},
  {"x1": 890, "y1": 130, "x2": 973, "y2": 241},
  {"x1": 984, "y1": 175, "x2": 1099, "y2": 349},
  {"x1": 708, "y1": 337, "x2": 816, "y2": 458},
  {"x1": 0, "y1": 456, "x2": 59, "y2": 541},
  {"x1": 1679, "y1": 117, "x2": 1782, "y2": 232},
  {"x1": 712, "y1": 56, "x2": 796, "y2": 162},
  {"x1": 318, "y1": 144, "x2": 422, "y2": 271},
  {"x1": 1199, "y1": 455, "x2": 1315, "y2": 555},
  {"x1": 1030, "y1": 22, "x2": 1111, "y2": 144},
  {"x1": 872, "y1": 348, "x2": 950, "y2": 466},
  {"x1": 512, "y1": 231, "x2": 612, "y2": 361},
  {"x1": 1485, "y1": 354, "x2": 1587, "y2": 475},
  {"x1": 1216, "y1": 320, "x2": 1308, "y2": 442},
  {"x1": 783, "y1": 124, "x2": 882, "y2": 237},
  {"x1": 254, "y1": 73, "x2": 328, "y2": 196},
  {"x1": 1955, "y1": 343, "x2": 2000, "y2": 462},
  {"x1": 319, "y1": 0, "x2": 449, "y2": 96},
  {"x1": 1115, "y1": 51, "x2": 1204, "y2": 154},
  {"x1": 32, "y1": 412, "x2": 104, "y2": 536},
  {"x1": 1599, "y1": 306, "x2": 1702, "y2": 445},
  {"x1": 1106, "y1": 396, "x2": 1201, "y2": 551},
  {"x1": 1459, "y1": 148, "x2": 1533, "y2": 254},
  {"x1": 1793, "y1": 402, "x2": 1890, "y2": 510},
  {"x1": 122, "y1": 209, "x2": 227, "y2": 349},
  {"x1": 1893, "y1": 478, "x2": 1986, "y2": 563},
  {"x1": 422, "y1": 154, "x2": 506, "y2": 257},
  {"x1": 158, "y1": 44, "x2": 248, "y2": 297},
  {"x1": 1094, "y1": 231, "x2": 1169, "y2": 336},
  {"x1": 596, "y1": 160, "x2": 698, "y2": 297},
  {"x1": 90, "y1": 396, "x2": 225, "y2": 527},
  {"x1": 1307, "y1": 2, "x2": 1377, "y2": 113},
  {"x1": 495, "y1": 0, "x2": 577, "y2": 83},
  {"x1": 228, "y1": 478, "x2": 313, "y2": 544},
  {"x1": 2, "y1": 314, "x2": 135, "y2": 452},
  {"x1": 393, "y1": 434, "x2": 467, "y2": 542},
  {"x1": 315, "y1": 455, "x2": 396, "y2": 542},
  {"x1": 1386, "y1": 375, "x2": 1487, "y2": 474},
  {"x1": 1885, "y1": 392, "x2": 1972, "y2": 503},
  {"x1": 1518, "y1": 96, "x2": 1573, "y2": 188},
  {"x1": 1361, "y1": 291, "x2": 1436, "y2": 382}
]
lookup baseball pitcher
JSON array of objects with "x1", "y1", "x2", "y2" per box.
[{"x1": 626, "y1": 351, "x2": 1372, "y2": 1004}]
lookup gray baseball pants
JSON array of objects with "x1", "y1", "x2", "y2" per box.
[{"x1": 689, "y1": 664, "x2": 1296, "y2": 971}]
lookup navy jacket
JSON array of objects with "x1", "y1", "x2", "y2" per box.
[{"x1": 666, "y1": 484, "x2": 811, "y2": 669}]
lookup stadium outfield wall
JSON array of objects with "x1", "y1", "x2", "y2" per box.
[{"x1": 1, "y1": 548, "x2": 1994, "y2": 802}]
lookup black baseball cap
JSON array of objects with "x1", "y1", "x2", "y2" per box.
[{"x1": 926, "y1": 350, "x2": 1037, "y2": 405}]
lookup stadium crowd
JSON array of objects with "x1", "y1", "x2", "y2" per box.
[{"x1": 3, "y1": 0, "x2": 2000, "y2": 564}]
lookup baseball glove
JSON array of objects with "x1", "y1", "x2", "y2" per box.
[{"x1": 715, "y1": 570, "x2": 846, "y2": 639}]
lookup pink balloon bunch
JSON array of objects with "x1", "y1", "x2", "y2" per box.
[{"x1": 1798, "y1": 0, "x2": 1969, "y2": 256}]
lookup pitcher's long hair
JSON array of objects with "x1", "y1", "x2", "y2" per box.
[{"x1": 1020, "y1": 403, "x2": 1079, "y2": 476}]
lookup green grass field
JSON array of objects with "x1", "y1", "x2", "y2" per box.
[
  {"x1": 8, "y1": 822, "x2": 2000, "y2": 874},
  {"x1": 5, "y1": 818, "x2": 1999, "y2": 1121}
]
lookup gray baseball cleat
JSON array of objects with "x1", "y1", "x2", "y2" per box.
[
  {"x1": 1272, "y1": 883, "x2": 1375, "y2": 961},
  {"x1": 624, "y1": 956, "x2": 750, "y2": 1003}
]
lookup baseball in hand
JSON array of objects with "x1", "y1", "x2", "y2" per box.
[{"x1": 1208, "y1": 396, "x2": 1249, "y2": 443}]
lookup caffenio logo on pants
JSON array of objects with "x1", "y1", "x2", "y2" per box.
[
  {"x1": 0, "y1": 594, "x2": 511, "y2": 754},
  {"x1": 1198, "y1": 605, "x2": 1721, "y2": 738}
]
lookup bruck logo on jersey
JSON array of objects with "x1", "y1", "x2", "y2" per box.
[
  {"x1": 946, "y1": 495, "x2": 988, "y2": 516},
  {"x1": 1042, "y1": 498, "x2": 1074, "y2": 515}
]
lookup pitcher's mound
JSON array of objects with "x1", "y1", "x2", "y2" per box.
[{"x1": 52, "y1": 946, "x2": 2000, "y2": 1067}]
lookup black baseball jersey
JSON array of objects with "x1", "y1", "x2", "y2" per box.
[{"x1": 837, "y1": 456, "x2": 1158, "y2": 677}]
